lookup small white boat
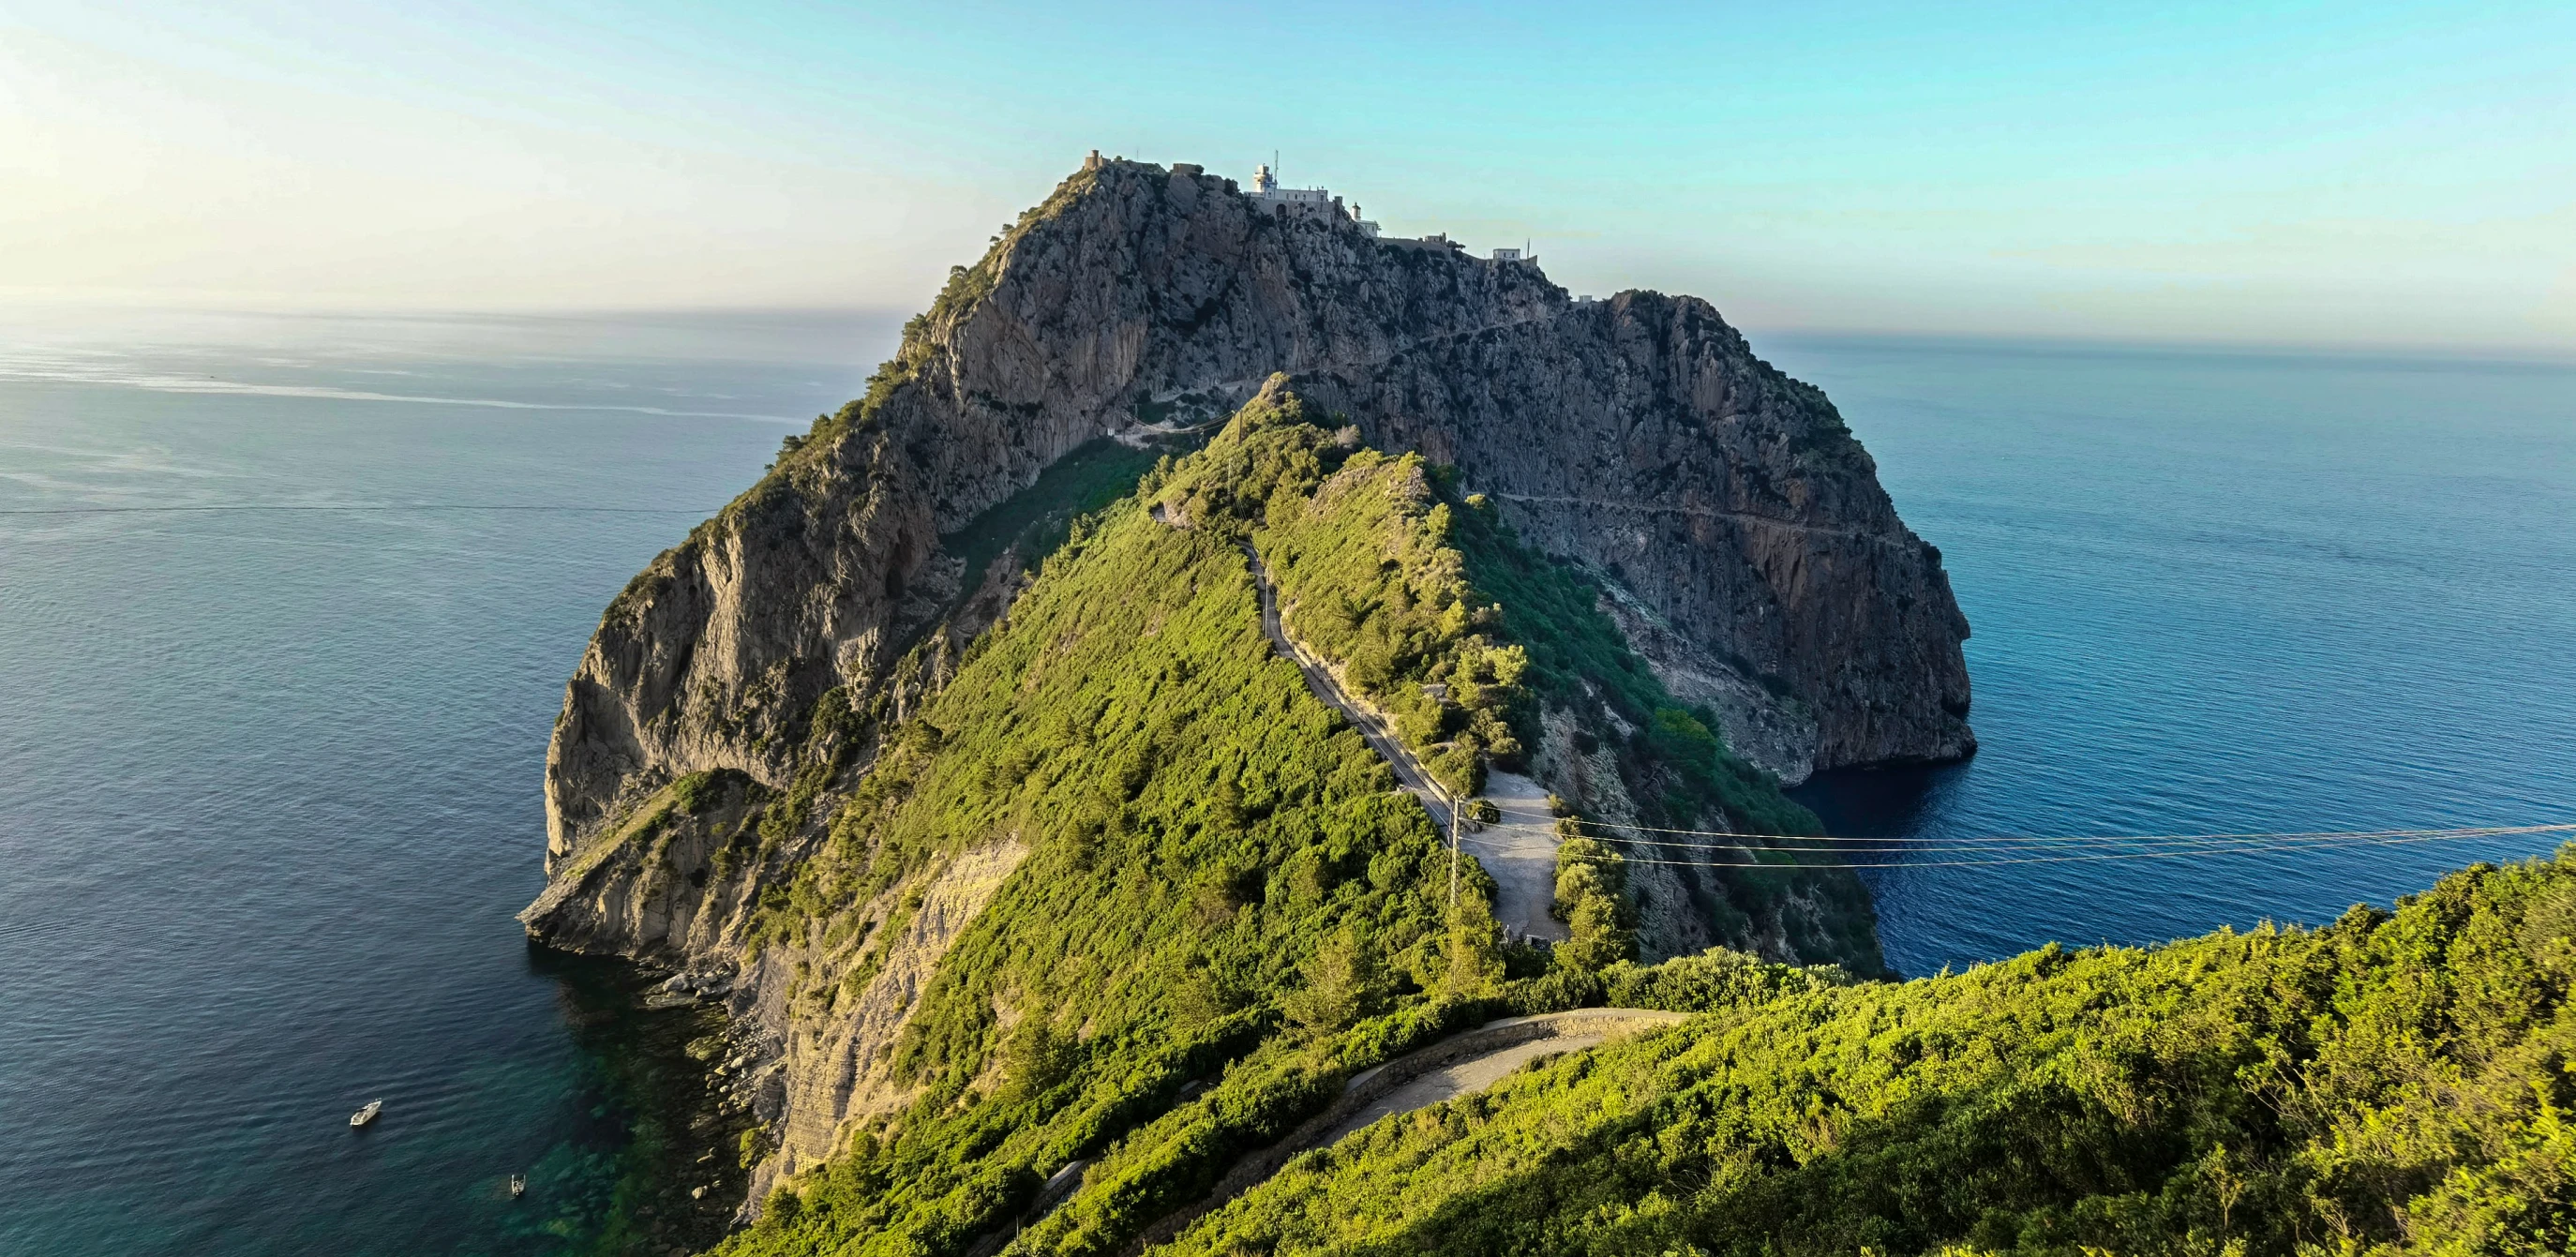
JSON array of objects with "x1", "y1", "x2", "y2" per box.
[
  {"x1": 350, "y1": 1100, "x2": 382, "y2": 1128},
  {"x1": 509, "y1": 1175, "x2": 526, "y2": 1199}
]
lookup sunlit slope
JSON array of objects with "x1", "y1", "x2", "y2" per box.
[
  {"x1": 1162, "y1": 851, "x2": 2576, "y2": 1257},
  {"x1": 712, "y1": 435, "x2": 1460, "y2": 1257},
  {"x1": 713, "y1": 387, "x2": 1870, "y2": 1257},
  {"x1": 1171, "y1": 383, "x2": 1880, "y2": 972}
]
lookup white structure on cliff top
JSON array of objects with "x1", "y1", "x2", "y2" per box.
[
  {"x1": 1249, "y1": 163, "x2": 1326, "y2": 205},
  {"x1": 1237, "y1": 160, "x2": 1545, "y2": 267},
  {"x1": 1246, "y1": 162, "x2": 1380, "y2": 237}
]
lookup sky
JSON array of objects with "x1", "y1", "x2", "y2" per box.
[{"x1": 3, "y1": 1, "x2": 2570, "y2": 352}]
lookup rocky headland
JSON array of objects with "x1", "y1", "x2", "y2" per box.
[
  {"x1": 521, "y1": 155, "x2": 1974, "y2": 1241},
  {"x1": 545, "y1": 154, "x2": 1967, "y2": 870}
]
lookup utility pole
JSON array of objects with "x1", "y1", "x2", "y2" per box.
[{"x1": 1446, "y1": 787, "x2": 1459, "y2": 908}]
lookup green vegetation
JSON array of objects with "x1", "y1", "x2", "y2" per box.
[
  {"x1": 940, "y1": 436, "x2": 1163, "y2": 602},
  {"x1": 1552, "y1": 824, "x2": 1636, "y2": 972},
  {"x1": 1167, "y1": 850, "x2": 2576, "y2": 1257},
  {"x1": 671, "y1": 768, "x2": 742, "y2": 816},
  {"x1": 1155, "y1": 383, "x2": 1878, "y2": 974},
  {"x1": 714, "y1": 413, "x2": 1476, "y2": 1257},
  {"x1": 1172, "y1": 412, "x2": 1529, "y2": 798},
  {"x1": 708, "y1": 388, "x2": 1885, "y2": 1257},
  {"x1": 1154, "y1": 383, "x2": 1816, "y2": 842},
  {"x1": 690, "y1": 386, "x2": 2576, "y2": 1257},
  {"x1": 1444, "y1": 489, "x2": 1812, "y2": 838}
]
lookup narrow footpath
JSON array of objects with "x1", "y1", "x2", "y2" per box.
[
  {"x1": 1238, "y1": 542, "x2": 1565, "y2": 942},
  {"x1": 1243, "y1": 543, "x2": 1456, "y2": 830}
]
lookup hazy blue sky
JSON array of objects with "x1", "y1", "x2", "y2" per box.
[{"x1": 5, "y1": 1, "x2": 2569, "y2": 351}]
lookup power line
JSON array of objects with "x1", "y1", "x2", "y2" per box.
[
  {"x1": 1475, "y1": 804, "x2": 2576, "y2": 848},
  {"x1": 1526, "y1": 822, "x2": 2576, "y2": 855},
  {"x1": 1540, "y1": 825, "x2": 2576, "y2": 870}
]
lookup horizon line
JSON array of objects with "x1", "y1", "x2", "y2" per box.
[{"x1": 3, "y1": 296, "x2": 2569, "y2": 371}]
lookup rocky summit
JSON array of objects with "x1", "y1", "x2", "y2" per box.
[
  {"x1": 514, "y1": 158, "x2": 2572, "y2": 1257},
  {"x1": 544, "y1": 156, "x2": 1969, "y2": 875}
]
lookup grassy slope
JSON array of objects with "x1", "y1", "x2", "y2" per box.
[
  {"x1": 697, "y1": 389, "x2": 2571, "y2": 1257},
  {"x1": 711, "y1": 395, "x2": 1882, "y2": 1257},
  {"x1": 1167, "y1": 388, "x2": 1878, "y2": 973},
  {"x1": 714, "y1": 415, "x2": 1467, "y2": 1257},
  {"x1": 940, "y1": 436, "x2": 1164, "y2": 602},
  {"x1": 1164, "y1": 851, "x2": 2576, "y2": 1257}
]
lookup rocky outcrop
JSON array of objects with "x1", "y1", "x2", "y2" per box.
[
  {"x1": 742, "y1": 838, "x2": 1029, "y2": 1207},
  {"x1": 542, "y1": 427, "x2": 952, "y2": 871},
  {"x1": 538, "y1": 155, "x2": 1968, "y2": 885},
  {"x1": 519, "y1": 164, "x2": 1980, "y2": 1227},
  {"x1": 1302, "y1": 290, "x2": 1972, "y2": 772},
  {"x1": 1589, "y1": 580, "x2": 1819, "y2": 786}
]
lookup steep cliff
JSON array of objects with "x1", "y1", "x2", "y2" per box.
[
  {"x1": 543, "y1": 156, "x2": 1969, "y2": 882},
  {"x1": 500, "y1": 157, "x2": 2576, "y2": 1257},
  {"x1": 522, "y1": 157, "x2": 1976, "y2": 1254}
]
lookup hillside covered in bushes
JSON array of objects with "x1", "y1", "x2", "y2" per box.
[
  {"x1": 694, "y1": 388, "x2": 1852, "y2": 1257},
  {"x1": 698, "y1": 388, "x2": 2575, "y2": 1257},
  {"x1": 1166, "y1": 851, "x2": 2576, "y2": 1257}
]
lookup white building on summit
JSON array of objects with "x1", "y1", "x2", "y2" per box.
[
  {"x1": 1245, "y1": 163, "x2": 1381, "y2": 237},
  {"x1": 1248, "y1": 163, "x2": 1326, "y2": 205},
  {"x1": 1235, "y1": 159, "x2": 1545, "y2": 267}
]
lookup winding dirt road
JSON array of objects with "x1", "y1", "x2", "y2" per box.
[{"x1": 1118, "y1": 1009, "x2": 1690, "y2": 1251}]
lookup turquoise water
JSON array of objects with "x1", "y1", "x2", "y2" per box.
[
  {"x1": 0, "y1": 314, "x2": 876, "y2": 1255},
  {"x1": 1, "y1": 313, "x2": 2568, "y2": 1250}
]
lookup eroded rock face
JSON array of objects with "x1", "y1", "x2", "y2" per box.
[
  {"x1": 544, "y1": 428, "x2": 951, "y2": 870},
  {"x1": 739, "y1": 839, "x2": 1029, "y2": 1207},
  {"x1": 540, "y1": 157, "x2": 1968, "y2": 879},
  {"x1": 1311, "y1": 292, "x2": 1973, "y2": 771}
]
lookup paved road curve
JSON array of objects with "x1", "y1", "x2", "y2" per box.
[
  {"x1": 1241, "y1": 542, "x2": 1456, "y2": 831},
  {"x1": 1118, "y1": 1010, "x2": 1689, "y2": 1249},
  {"x1": 1238, "y1": 541, "x2": 1568, "y2": 940}
]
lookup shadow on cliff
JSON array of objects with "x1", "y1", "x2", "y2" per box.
[{"x1": 1790, "y1": 759, "x2": 1972, "y2": 845}]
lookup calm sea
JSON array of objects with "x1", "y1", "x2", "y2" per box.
[
  {"x1": 1, "y1": 311, "x2": 2569, "y2": 1251},
  {"x1": 0, "y1": 311, "x2": 878, "y2": 1256},
  {"x1": 1771, "y1": 335, "x2": 2576, "y2": 976}
]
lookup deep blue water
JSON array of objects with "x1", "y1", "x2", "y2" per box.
[
  {"x1": 1772, "y1": 336, "x2": 2576, "y2": 976},
  {"x1": 0, "y1": 312, "x2": 2568, "y2": 1250}
]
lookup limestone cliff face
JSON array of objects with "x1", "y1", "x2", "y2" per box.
[
  {"x1": 540, "y1": 157, "x2": 1968, "y2": 881},
  {"x1": 1317, "y1": 292, "x2": 1973, "y2": 771},
  {"x1": 544, "y1": 437, "x2": 945, "y2": 871}
]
